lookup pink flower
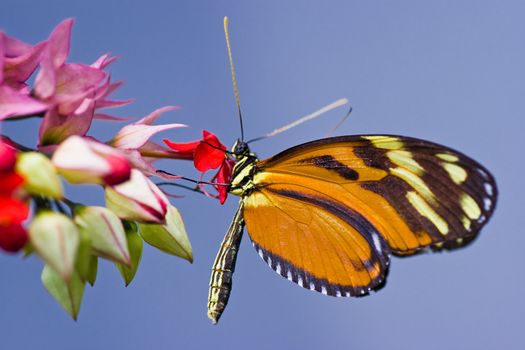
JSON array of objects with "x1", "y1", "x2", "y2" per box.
[
  {"x1": 35, "y1": 19, "x2": 129, "y2": 146},
  {"x1": 51, "y1": 136, "x2": 131, "y2": 186}
]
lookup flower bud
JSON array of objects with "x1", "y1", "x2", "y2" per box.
[
  {"x1": 0, "y1": 141, "x2": 16, "y2": 174},
  {"x1": 139, "y1": 206, "x2": 192, "y2": 262},
  {"x1": 41, "y1": 265, "x2": 85, "y2": 320},
  {"x1": 0, "y1": 223, "x2": 28, "y2": 253},
  {"x1": 74, "y1": 206, "x2": 130, "y2": 265},
  {"x1": 52, "y1": 136, "x2": 131, "y2": 186},
  {"x1": 105, "y1": 169, "x2": 169, "y2": 224},
  {"x1": 16, "y1": 152, "x2": 63, "y2": 199},
  {"x1": 29, "y1": 211, "x2": 79, "y2": 280}
]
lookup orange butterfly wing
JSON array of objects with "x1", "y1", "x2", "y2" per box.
[{"x1": 242, "y1": 135, "x2": 497, "y2": 296}]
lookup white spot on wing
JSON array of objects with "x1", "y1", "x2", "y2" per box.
[
  {"x1": 309, "y1": 282, "x2": 316, "y2": 291},
  {"x1": 298, "y1": 276, "x2": 303, "y2": 287},
  {"x1": 484, "y1": 198, "x2": 492, "y2": 211},
  {"x1": 321, "y1": 286, "x2": 328, "y2": 295},
  {"x1": 335, "y1": 290, "x2": 342, "y2": 297},
  {"x1": 287, "y1": 270, "x2": 293, "y2": 281},
  {"x1": 275, "y1": 263, "x2": 281, "y2": 275},
  {"x1": 258, "y1": 249, "x2": 264, "y2": 259},
  {"x1": 267, "y1": 256, "x2": 272, "y2": 267},
  {"x1": 345, "y1": 291, "x2": 351, "y2": 297},
  {"x1": 484, "y1": 183, "x2": 493, "y2": 196}
]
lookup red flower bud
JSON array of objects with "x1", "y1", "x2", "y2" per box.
[
  {"x1": 0, "y1": 223, "x2": 28, "y2": 253},
  {"x1": 0, "y1": 141, "x2": 16, "y2": 174},
  {"x1": 102, "y1": 153, "x2": 132, "y2": 186}
]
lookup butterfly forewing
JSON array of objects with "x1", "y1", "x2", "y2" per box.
[{"x1": 242, "y1": 135, "x2": 496, "y2": 295}]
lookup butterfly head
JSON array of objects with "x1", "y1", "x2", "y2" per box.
[{"x1": 232, "y1": 139, "x2": 250, "y2": 159}]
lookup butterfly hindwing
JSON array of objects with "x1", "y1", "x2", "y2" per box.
[{"x1": 243, "y1": 183, "x2": 390, "y2": 297}]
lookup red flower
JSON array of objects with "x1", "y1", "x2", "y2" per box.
[
  {"x1": 212, "y1": 158, "x2": 235, "y2": 204},
  {"x1": 163, "y1": 130, "x2": 234, "y2": 204},
  {"x1": 164, "y1": 130, "x2": 227, "y2": 172},
  {"x1": 0, "y1": 141, "x2": 29, "y2": 253},
  {"x1": 0, "y1": 222, "x2": 28, "y2": 253},
  {"x1": 0, "y1": 140, "x2": 16, "y2": 173}
]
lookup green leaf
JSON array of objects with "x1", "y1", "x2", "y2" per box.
[
  {"x1": 116, "y1": 221, "x2": 143, "y2": 286},
  {"x1": 138, "y1": 206, "x2": 193, "y2": 262},
  {"x1": 41, "y1": 265, "x2": 85, "y2": 320}
]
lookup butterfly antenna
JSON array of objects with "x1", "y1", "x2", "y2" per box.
[
  {"x1": 247, "y1": 98, "x2": 349, "y2": 143},
  {"x1": 324, "y1": 106, "x2": 353, "y2": 137},
  {"x1": 224, "y1": 17, "x2": 245, "y2": 142}
]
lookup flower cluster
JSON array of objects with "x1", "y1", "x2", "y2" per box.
[
  {"x1": 0, "y1": 141, "x2": 29, "y2": 252},
  {"x1": 0, "y1": 19, "x2": 198, "y2": 319}
]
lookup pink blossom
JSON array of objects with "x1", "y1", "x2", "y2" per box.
[{"x1": 35, "y1": 19, "x2": 128, "y2": 146}]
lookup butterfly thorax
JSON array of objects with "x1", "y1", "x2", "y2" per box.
[{"x1": 229, "y1": 140, "x2": 259, "y2": 197}]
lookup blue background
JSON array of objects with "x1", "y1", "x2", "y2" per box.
[{"x1": 1, "y1": 1, "x2": 523, "y2": 349}]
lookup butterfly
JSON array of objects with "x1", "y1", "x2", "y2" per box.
[
  {"x1": 206, "y1": 134, "x2": 497, "y2": 323},
  {"x1": 204, "y1": 17, "x2": 497, "y2": 324}
]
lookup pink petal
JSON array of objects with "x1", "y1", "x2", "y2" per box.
[
  {"x1": 0, "y1": 85, "x2": 47, "y2": 120},
  {"x1": 54, "y1": 63, "x2": 106, "y2": 114},
  {"x1": 0, "y1": 33, "x2": 5, "y2": 83},
  {"x1": 34, "y1": 19, "x2": 75, "y2": 99},
  {"x1": 98, "y1": 80, "x2": 123, "y2": 100},
  {"x1": 4, "y1": 41, "x2": 47, "y2": 86},
  {"x1": 4, "y1": 35, "x2": 33, "y2": 57},
  {"x1": 91, "y1": 53, "x2": 118, "y2": 70},
  {"x1": 95, "y1": 98, "x2": 133, "y2": 110},
  {"x1": 137, "y1": 106, "x2": 180, "y2": 126},
  {"x1": 34, "y1": 48, "x2": 57, "y2": 99},
  {"x1": 39, "y1": 102, "x2": 95, "y2": 146},
  {"x1": 47, "y1": 18, "x2": 74, "y2": 68},
  {"x1": 93, "y1": 113, "x2": 133, "y2": 122},
  {"x1": 112, "y1": 122, "x2": 187, "y2": 150},
  {"x1": 120, "y1": 149, "x2": 159, "y2": 177}
]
